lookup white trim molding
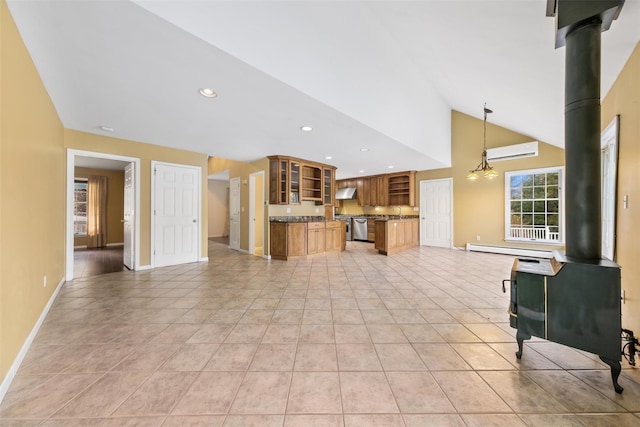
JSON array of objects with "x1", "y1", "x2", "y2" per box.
[{"x1": 466, "y1": 243, "x2": 553, "y2": 259}]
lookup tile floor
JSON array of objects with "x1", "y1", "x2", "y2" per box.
[{"x1": 2, "y1": 241, "x2": 640, "y2": 426}]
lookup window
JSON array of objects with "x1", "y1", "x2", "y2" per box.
[
  {"x1": 74, "y1": 179, "x2": 88, "y2": 236},
  {"x1": 505, "y1": 167, "x2": 563, "y2": 244}
]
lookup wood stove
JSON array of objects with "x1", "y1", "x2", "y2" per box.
[{"x1": 506, "y1": 0, "x2": 627, "y2": 393}]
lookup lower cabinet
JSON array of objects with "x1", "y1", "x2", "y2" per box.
[
  {"x1": 325, "y1": 221, "x2": 342, "y2": 252},
  {"x1": 374, "y1": 218, "x2": 419, "y2": 256},
  {"x1": 270, "y1": 220, "x2": 345, "y2": 260},
  {"x1": 307, "y1": 222, "x2": 326, "y2": 255}
]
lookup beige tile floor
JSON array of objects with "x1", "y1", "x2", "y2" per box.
[{"x1": 2, "y1": 241, "x2": 640, "y2": 426}]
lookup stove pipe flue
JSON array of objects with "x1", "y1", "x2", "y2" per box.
[{"x1": 547, "y1": 0, "x2": 625, "y2": 260}]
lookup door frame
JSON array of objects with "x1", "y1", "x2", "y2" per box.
[
  {"x1": 249, "y1": 171, "x2": 265, "y2": 256},
  {"x1": 66, "y1": 149, "x2": 141, "y2": 281},
  {"x1": 229, "y1": 177, "x2": 241, "y2": 251},
  {"x1": 419, "y1": 178, "x2": 454, "y2": 248},
  {"x1": 150, "y1": 161, "x2": 202, "y2": 268}
]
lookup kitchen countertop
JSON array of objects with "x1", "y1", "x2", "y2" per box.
[{"x1": 269, "y1": 216, "x2": 345, "y2": 223}]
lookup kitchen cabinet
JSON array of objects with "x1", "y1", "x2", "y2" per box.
[
  {"x1": 323, "y1": 167, "x2": 335, "y2": 206},
  {"x1": 336, "y1": 172, "x2": 412, "y2": 207},
  {"x1": 388, "y1": 171, "x2": 416, "y2": 207},
  {"x1": 325, "y1": 220, "x2": 342, "y2": 252},
  {"x1": 270, "y1": 220, "x2": 345, "y2": 260},
  {"x1": 374, "y1": 218, "x2": 419, "y2": 255},
  {"x1": 270, "y1": 222, "x2": 307, "y2": 260},
  {"x1": 307, "y1": 222, "x2": 326, "y2": 255},
  {"x1": 367, "y1": 218, "x2": 375, "y2": 242},
  {"x1": 268, "y1": 156, "x2": 336, "y2": 205}
]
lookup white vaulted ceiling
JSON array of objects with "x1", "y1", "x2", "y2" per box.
[{"x1": 7, "y1": 0, "x2": 640, "y2": 178}]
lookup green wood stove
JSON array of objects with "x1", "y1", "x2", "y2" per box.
[{"x1": 507, "y1": 252, "x2": 622, "y2": 392}]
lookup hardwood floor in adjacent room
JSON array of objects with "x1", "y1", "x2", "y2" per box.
[{"x1": 74, "y1": 246, "x2": 124, "y2": 278}]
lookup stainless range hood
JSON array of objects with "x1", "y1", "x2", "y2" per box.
[{"x1": 335, "y1": 187, "x2": 357, "y2": 200}]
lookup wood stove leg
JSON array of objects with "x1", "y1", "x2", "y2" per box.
[
  {"x1": 599, "y1": 356, "x2": 624, "y2": 394},
  {"x1": 515, "y1": 330, "x2": 531, "y2": 359}
]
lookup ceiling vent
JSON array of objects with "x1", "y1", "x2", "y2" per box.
[{"x1": 486, "y1": 141, "x2": 539, "y2": 162}]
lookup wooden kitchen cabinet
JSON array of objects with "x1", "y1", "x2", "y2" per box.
[
  {"x1": 388, "y1": 171, "x2": 416, "y2": 207},
  {"x1": 323, "y1": 167, "x2": 335, "y2": 206},
  {"x1": 325, "y1": 220, "x2": 342, "y2": 252},
  {"x1": 270, "y1": 222, "x2": 307, "y2": 260},
  {"x1": 307, "y1": 222, "x2": 326, "y2": 255},
  {"x1": 268, "y1": 156, "x2": 335, "y2": 205},
  {"x1": 374, "y1": 218, "x2": 419, "y2": 255},
  {"x1": 367, "y1": 218, "x2": 375, "y2": 242}
]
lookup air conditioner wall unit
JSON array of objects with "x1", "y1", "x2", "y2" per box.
[{"x1": 486, "y1": 141, "x2": 539, "y2": 162}]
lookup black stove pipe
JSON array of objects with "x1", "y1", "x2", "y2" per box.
[{"x1": 564, "y1": 18, "x2": 602, "y2": 260}]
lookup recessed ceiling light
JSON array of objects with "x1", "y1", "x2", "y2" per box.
[
  {"x1": 325, "y1": 156, "x2": 332, "y2": 160},
  {"x1": 199, "y1": 88, "x2": 217, "y2": 98},
  {"x1": 360, "y1": 148, "x2": 369, "y2": 152},
  {"x1": 300, "y1": 126, "x2": 313, "y2": 132},
  {"x1": 99, "y1": 125, "x2": 114, "y2": 132},
  {"x1": 388, "y1": 165, "x2": 394, "y2": 169},
  {"x1": 359, "y1": 170, "x2": 365, "y2": 173}
]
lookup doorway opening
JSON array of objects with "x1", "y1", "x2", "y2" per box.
[{"x1": 66, "y1": 149, "x2": 141, "y2": 281}]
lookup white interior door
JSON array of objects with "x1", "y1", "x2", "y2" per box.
[
  {"x1": 153, "y1": 162, "x2": 200, "y2": 267},
  {"x1": 420, "y1": 178, "x2": 453, "y2": 248},
  {"x1": 230, "y1": 177, "x2": 241, "y2": 251},
  {"x1": 123, "y1": 162, "x2": 135, "y2": 269}
]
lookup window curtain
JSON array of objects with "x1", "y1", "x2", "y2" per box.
[{"x1": 87, "y1": 175, "x2": 108, "y2": 248}]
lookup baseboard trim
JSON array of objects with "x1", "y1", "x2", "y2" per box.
[
  {"x1": 0, "y1": 276, "x2": 65, "y2": 404},
  {"x1": 465, "y1": 243, "x2": 553, "y2": 259},
  {"x1": 136, "y1": 265, "x2": 152, "y2": 271},
  {"x1": 199, "y1": 257, "x2": 209, "y2": 262},
  {"x1": 106, "y1": 243, "x2": 124, "y2": 247}
]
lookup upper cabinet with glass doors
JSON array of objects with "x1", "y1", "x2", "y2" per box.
[{"x1": 268, "y1": 156, "x2": 336, "y2": 205}]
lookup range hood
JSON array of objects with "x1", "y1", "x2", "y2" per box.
[{"x1": 335, "y1": 187, "x2": 357, "y2": 200}]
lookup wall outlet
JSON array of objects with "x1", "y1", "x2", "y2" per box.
[
  {"x1": 315, "y1": 208, "x2": 320, "y2": 213},
  {"x1": 43, "y1": 275, "x2": 47, "y2": 287},
  {"x1": 286, "y1": 207, "x2": 291, "y2": 213},
  {"x1": 476, "y1": 235, "x2": 481, "y2": 241}
]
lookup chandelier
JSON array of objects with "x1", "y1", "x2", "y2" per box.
[{"x1": 467, "y1": 103, "x2": 498, "y2": 181}]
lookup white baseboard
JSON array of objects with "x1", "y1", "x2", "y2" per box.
[
  {"x1": 199, "y1": 257, "x2": 209, "y2": 262},
  {"x1": 74, "y1": 243, "x2": 123, "y2": 249},
  {"x1": 106, "y1": 243, "x2": 124, "y2": 247},
  {"x1": 465, "y1": 243, "x2": 553, "y2": 259},
  {"x1": 0, "y1": 276, "x2": 65, "y2": 404},
  {"x1": 136, "y1": 265, "x2": 152, "y2": 271}
]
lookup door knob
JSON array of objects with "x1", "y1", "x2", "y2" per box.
[{"x1": 193, "y1": 219, "x2": 196, "y2": 223}]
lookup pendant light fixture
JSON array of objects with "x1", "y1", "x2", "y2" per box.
[{"x1": 467, "y1": 103, "x2": 498, "y2": 181}]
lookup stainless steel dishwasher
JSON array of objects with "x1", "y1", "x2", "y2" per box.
[{"x1": 352, "y1": 217, "x2": 368, "y2": 241}]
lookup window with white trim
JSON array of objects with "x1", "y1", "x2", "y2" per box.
[
  {"x1": 505, "y1": 167, "x2": 564, "y2": 244},
  {"x1": 74, "y1": 179, "x2": 88, "y2": 236}
]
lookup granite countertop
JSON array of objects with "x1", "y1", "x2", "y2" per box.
[{"x1": 269, "y1": 216, "x2": 345, "y2": 223}]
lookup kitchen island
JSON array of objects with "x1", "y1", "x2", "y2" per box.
[
  {"x1": 374, "y1": 217, "x2": 419, "y2": 255},
  {"x1": 270, "y1": 217, "x2": 346, "y2": 260}
]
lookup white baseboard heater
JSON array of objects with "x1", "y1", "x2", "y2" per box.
[{"x1": 465, "y1": 243, "x2": 553, "y2": 259}]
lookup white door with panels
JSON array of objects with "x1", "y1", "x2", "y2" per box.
[
  {"x1": 229, "y1": 177, "x2": 241, "y2": 251},
  {"x1": 153, "y1": 162, "x2": 200, "y2": 267},
  {"x1": 123, "y1": 162, "x2": 135, "y2": 270},
  {"x1": 420, "y1": 178, "x2": 453, "y2": 248}
]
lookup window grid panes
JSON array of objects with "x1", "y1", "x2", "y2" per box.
[
  {"x1": 506, "y1": 168, "x2": 562, "y2": 243},
  {"x1": 74, "y1": 180, "x2": 87, "y2": 236}
]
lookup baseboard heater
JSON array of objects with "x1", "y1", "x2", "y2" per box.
[{"x1": 465, "y1": 243, "x2": 553, "y2": 259}]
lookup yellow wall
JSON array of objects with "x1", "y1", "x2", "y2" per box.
[
  {"x1": 207, "y1": 179, "x2": 228, "y2": 238},
  {"x1": 73, "y1": 168, "x2": 125, "y2": 247},
  {"x1": 416, "y1": 111, "x2": 565, "y2": 250},
  {"x1": 1, "y1": 0, "x2": 66, "y2": 381},
  {"x1": 601, "y1": 42, "x2": 640, "y2": 331},
  {"x1": 66, "y1": 130, "x2": 209, "y2": 266}
]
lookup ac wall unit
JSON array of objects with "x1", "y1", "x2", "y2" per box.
[{"x1": 486, "y1": 141, "x2": 539, "y2": 162}]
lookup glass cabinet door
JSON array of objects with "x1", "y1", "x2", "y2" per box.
[
  {"x1": 290, "y1": 161, "x2": 300, "y2": 204},
  {"x1": 323, "y1": 168, "x2": 334, "y2": 205},
  {"x1": 279, "y1": 160, "x2": 289, "y2": 204}
]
